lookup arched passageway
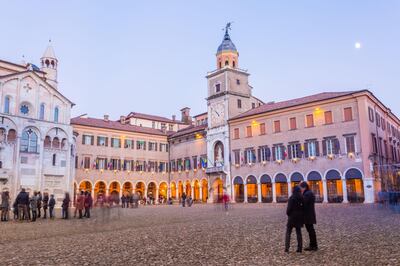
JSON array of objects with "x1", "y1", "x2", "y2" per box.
[
  {"x1": 123, "y1": 182, "x2": 133, "y2": 196},
  {"x1": 170, "y1": 182, "x2": 176, "y2": 199},
  {"x1": 233, "y1": 176, "x2": 244, "y2": 203},
  {"x1": 201, "y1": 179, "x2": 208, "y2": 202},
  {"x1": 260, "y1": 174, "x2": 272, "y2": 203},
  {"x1": 159, "y1": 182, "x2": 168, "y2": 202},
  {"x1": 246, "y1": 175, "x2": 258, "y2": 203},
  {"x1": 147, "y1": 182, "x2": 157, "y2": 200},
  {"x1": 94, "y1": 181, "x2": 107, "y2": 200},
  {"x1": 193, "y1": 180, "x2": 200, "y2": 201},
  {"x1": 109, "y1": 181, "x2": 120, "y2": 204},
  {"x1": 307, "y1": 171, "x2": 323, "y2": 202},
  {"x1": 345, "y1": 168, "x2": 364, "y2": 203},
  {"x1": 290, "y1": 172, "x2": 304, "y2": 189},
  {"x1": 212, "y1": 178, "x2": 224, "y2": 203},
  {"x1": 275, "y1": 173, "x2": 288, "y2": 203},
  {"x1": 136, "y1": 182, "x2": 145, "y2": 199},
  {"x1": 326, "y1": 170, "x2": 343, "y2": 203}
]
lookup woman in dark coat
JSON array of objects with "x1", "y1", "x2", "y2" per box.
[
  {"x1": 62, "y1": 192, "x2": 71, "y2": 219},
  {"x1": 285, "y1": 186, "x2": 304, "y2": 253}
]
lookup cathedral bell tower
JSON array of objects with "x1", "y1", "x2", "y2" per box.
[
  {"x1": 216, "y1": 24, "x2": 239, "y2": 69},
  {"x1": 40, "y1": 41, "x2": 58, "y2": 89}
]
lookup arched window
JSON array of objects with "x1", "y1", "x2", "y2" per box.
[
  {"x1": 4, "y1": 96, "x2": 10, "y2": 113},
  {"x1": 232, "y1": 61, "x2": 236, "y2": 68},
  {"x1": 39, "y1": 103, "x2": 45, "y2": 120},
  {"x1": 45, "y1": 59, "x2": 50, "y2": 67},
  {"x1": 54, "y1": 107, "x2": 59, "y2": 122},
  {"x1": 225, "y1": 60, "x2": 229, "y2": 66},
  {"x1": 20, "y1": 129, "x2": 38, "y2": 153},
  {"x1": 52, "y1": 154, "x2": 56, "y2": 166}
]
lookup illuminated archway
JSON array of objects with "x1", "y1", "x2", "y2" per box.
[
  {"x1": 246, "y1": 175, "x2": 258, "y2": 203},
  {"x1": 136, "y1": 182, "x2": 145, "y2": 199},
  {"x1": 260, "y1": 174, "x2": 272, "y2": 203},
  {"x1": 233, "y1": 176, "x2": 244, "y2": 203},
  {"x1": 212, "y1": 177, "x2": 224, "y2": 203},
  {"x1": 178, "y1": 181, "x2": 183, "y2": 199},
  {"x1": 94, "y1": 181, "x2": 106, "y2": 200},
  {"x1": 290, "y1": 172, "x2": 304, "y2": 189},
  {"x1": 185, "y1": 180, "x2": 191, "y2": 198},
  {"x1": 170, "y1": 182, "x2": 177, "y2": 199},
  {"x1": 201, "y1": 179, "x2": 208, "y2": 202},
  {"x1": 109, "y1": 181, "x2": 121, "y2": 204},
  {"x1": 159, "y1": 182, "x2": 168, "y2": 201},
  {"x1": 345, "y1": 168, "x2": 364, "y2": 203},
  {"x1": 307, "y1": 171, "x2": 323, "y2": 203},
  {"x1": 193, "y1": 180, "x2": 200, "y2": 201},
  {"x1": 325, "y1": 170, "x2": 343, "y2": 203},
  {"x1": 147, "y1": 182, "x2": 157, "y2": 199},
  {"x1": 122, "y1": 181, "x2": 133, "y2": 196},
  {"x1": 275, "y1": 173, "x2": 288, "y2": 203}
]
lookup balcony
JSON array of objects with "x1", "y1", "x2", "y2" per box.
[{"x1": 206, "y1": 166, "x2": 225, "y2": 174}]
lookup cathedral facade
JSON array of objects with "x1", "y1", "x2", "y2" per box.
[{"x1": 0, "y1": 45, "x2": 75, "y2": 203}]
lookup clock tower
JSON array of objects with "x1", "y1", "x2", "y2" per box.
[{"x1": 205, "y1": 24, "x2": 261, "y2": 201}]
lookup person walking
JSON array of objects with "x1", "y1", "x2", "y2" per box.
[
  {"x1": 76, "y1": 191, "x2": 85, "y2": 219},
  {"x1": 1, "y1": 191, "x2": 10, "y2": 222},
  {"x1": 49, "y1": 194, "x2": 56, "y2": 219},
  {"x1": 37, "y1": 191, "x2": 42, "y2": 218},
  {"x1": 181, "y1": 192, "x2": 187, "y2": 207},
  {"x1": 299, "y1": 181, "x2": 318, "y2": 251},
  {"x1": 15, "y1": 188, "x2": 29, "y2": 221},
  {"x1": 42, "y1": 193, "x2": 49, "y2": 219},
  {"x1": 62, "y1": 192, "x2": 71, "y2": 219},
  {"x1": 285, "y1": 186, "x2": 304, "y2": 253},
  {"x1": 84, "y1": 192, "x2": 93, "y2": 218},
  {"x1": 30, "y1": 192, "x2": 38, "y2": 222}
]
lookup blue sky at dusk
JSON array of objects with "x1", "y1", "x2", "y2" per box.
[{"x1": 1, "y1": 1, "x2": 399, "y2": 119}]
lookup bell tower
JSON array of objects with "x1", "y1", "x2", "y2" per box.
[
  {"x1": 40, "y1": 41, "x2": 58, "y2": 89},
  {"x1": 216, "y1": 23, "x2": 239, "y2": 69}
]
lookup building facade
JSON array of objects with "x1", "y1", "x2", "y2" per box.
[
  {"x1": 0, "y1": 45, "x2": 75, "y2": 203},
  {"x1": 72, "y1": 27, "x2": 400, "y2": 204}
]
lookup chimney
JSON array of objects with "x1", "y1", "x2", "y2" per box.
[
  {"x1": 104, "y1": 114, "x2": 109, "y2": 122},
  {"x1": 180, "y1": 107, "x2": 191, "y2": 124},
  {"x1": 172, "y1": 115, "x2": 176, "y2": 121},
  {"x1": 120, "y1": 115, "x2": 126, "y2": 124}
]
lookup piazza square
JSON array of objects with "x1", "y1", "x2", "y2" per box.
[{"x1": 1, "y1": 2, "x2": 400, "y2": 265}]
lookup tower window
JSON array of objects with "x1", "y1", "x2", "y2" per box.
[
  {"x1": 215, "y1": 84, "x2": 221, "y2": 93},
  {"x1": 237, "y1": 99, "x2": 242, "y2": 109},
  {"x1": 39, "y1": 103, "x2": 45, "y2": 120},
  {"x1": 233, "y1": 61, "x2": 236, "y2": 68},
  {"x1": 54, "y1": 107, "x2": 59, "y2": 122},
  {"x1": 236, "y1": 79, "x2": 240, "y2": 85},
  {"x1": 45, "y1": 59, "x2": 50, "y2": 67},
  {"x1": 52, "y1": 154, "x2": 57, "y2": 166},
  {"x1": 225, "y1": 60, "x2": 229, "y2": 66},
  {"x1": 4, "y1": 96, "x2": 10, "y2": 114},
  {"x1": 219, "y1": 62, "x2": 222, "y2": 68}
]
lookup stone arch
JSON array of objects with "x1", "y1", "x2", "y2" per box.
[
  {"x1": 344, "y1": 167, "x2": 365, "y2": 203},
  {"x1": 159, "y1": 182, "x2": 168, "y2": 202},
  {"x1": 233, "y1": 176, "x2": 244, "y2": 203},
  {"x1": 135, "y1": 181, "x2": 146, "y2": 199},
  {"x1": 147, "y1": 181, "x2": 157, "y2": 200},
  {"x1": 325, "y1": 169, "x2": 343, "y2": 203},
  {"x1": 201, "y1": 178, "x2": 208, "y2": 202},
  {"x1": 259, "y1": 174, "x2": 273, "y2": 203},
  {"x1": 306, "y1": 171, "x2": 323, "y2": 203},
  {"x1": 185, "y1": 180, "x2": 191, "y2": 198},
  {"x1": 170, "y1": 181, "x2": 177, "y2": 199},
  {"x1": 212, "y1": 177, "x2": 224, "y2": 203},
  {"x1": 245, "y1": 175, "x2": 258, "y2": 203},
  {"x1": 94, "y1": 180, "x2": 107, "y2": 200},
  {"x1": 290, "y1": 172, "x2": 304, "y2": 189},
  {"x1": 274, "y1": 173, "x2": 288, "y2": 203},
  {"x1": 122, "y1": 181, "x2": 133, "y2": 196},
  {"x1": 193, "y1": 179, "x2": 200, "y2": 201}
]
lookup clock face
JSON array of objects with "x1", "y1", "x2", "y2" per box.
[{"x1": 211, "y1": 103, "x2": 225, "y2": 126}]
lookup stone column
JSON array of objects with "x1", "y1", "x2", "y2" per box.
[
  {"x1": 342, "y1": 179, "x2": 348, "y2": 203},
  {"x1": 322, "y1": 179, "x2": 328, "y2": 203},
  {"x1": 191, "y1": 185, "x2": 194, "y2": 199},
  {"x1": 176, "y1": 186, "x2": 179, "y2": 200},
  {"x1": 272, "y1": 182, "x2": 277, "y2": 203},
  {"x1": 287, "y1": 182, "x2": 292, "y2": 197},
  {"x1": 244, "y1": 183, "x2": 248, "y2": 203},
  {"x1": 257, "y1": 182, "x2": 262, "y2": 203},
  {"x1": 199, "y1": 185, "x2": 203, "y2": 202}
]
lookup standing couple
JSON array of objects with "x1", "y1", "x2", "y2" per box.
[{"x1": 285, "y1": 181, "x2": 318, "y2": 253}]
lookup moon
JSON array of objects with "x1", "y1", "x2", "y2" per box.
[{"x1": 355, "y1": 42, "x2": 362, "y2": 49}]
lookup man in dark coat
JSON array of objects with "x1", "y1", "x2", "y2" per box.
[
  {"x1": 15, "y1": 188, "x2": 29, "y2": 221},
  {"x1": 299, "y1": 181, "x2": 318, "y2": 251}
]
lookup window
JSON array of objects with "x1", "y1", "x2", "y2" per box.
[
  {"x1": 252, "y1": 103, "x2": 256, "y2": 109},
  {"x1": 110, "y1": 158, "x2": 121, "y2": 170},
  {"x1": 20, "y1": 104, "x2": 29, "y2": 115},
  {"x1": 52, "y1": 154, "x2": 56, "y2": 166},
  {"x1": 20, "y1": 129, "x2": 38, "y2": 153},
  {"x1": 39, "y1": 103, "x2": 45, "y2": 120},
  {"x1": 97, "y1": 158, "x2": 107, "y2": 170},
  {"x1": 387, "y1": 122, "x2": 391, "y2": 134},
  {"x1": 345, "y1": 135, "x2": 356, "y2": 153},
  {"x1": 233, "y1": 128, "x2": 240, "y2": 139},
  {"x1": 370, "y1": 134, "x2": 376, "y2": 154},
  {"x1": 169, "y1": 124, "x2": 174, "y2": 131},
  {"x1": 84, "y1": 157, "x2": 91, "y2": 169},
  {"x1": 136, "y1": 140, "x2": 146, "y2": 150},
  {"x1": 152, "y1": 121, "x2": 156, "y2": 129},
  {"x1": 148, "y1": 142, "x2": 157, "y2": 151},
  {"x1": 381, "y1": 118, "x2": 386, "y2": 131},
  {"x1": 288, "y1": 143, "x2": 301, "y2": 159},
  {"x1": 274, "y1": 120, "x2": 281, "y2": 133},
  {"x1": 97, "y1": 136, "x2": 108, "y2": 146},
  {"x1": 111, "y1": 138, "x2": 121, "y2": 148},
  {"x1": 324, "y1": 111, "x2": 333, "y2": 124},
  {"x1": 306, "y1": 114, "x2": 314, "y2": 127},
  {"x1": 160, "y1": 143, "x2": 168, "y2": 152},
  {"x1": 237, "y1": 99, "x2": 242, "y2": 109},
  {"x1": 246, "y1": 126, "x2": 252, "y2": 137},
  {"x1": 54, "y1": 107, "x2": 59, "y2": 122},
  {"x1": 289, "y1": 117, "x2": 297, "y2": 130},
  {"x1": 4, "y1": 96, "x2": 10, "y2": 113},
  {"x1": 383, "y1": 140, "x2": 388, "y2": 158},
  {"x1": 305, "y1": 140, "x2": 318, "y2": 158},
  {"x1": 225, "y1": 60, "x2": 229, "y2": 66},
  {"x1": 244, "y1": 148, "x2": 256, "y2": 164},
  {"x1": 236, "y1": 79, "x2": 240, "y2": 85},
  {"x1": 258, "y1": 146, "x2": 271, "y2": 162},
  {"x1": 272, "y1": 145, "x2": 284, "y2": 161},
  {"x1": 184, "y1": 158, "x2": 191, "y2": 170},
  {"x1": 215, "y1": 83, "x2": 221, "y2": 93},
  {"x1": 322, "y1": 137, "x2": 340, "y2": 155},
  {"x1": 192, "y1": 156, "x2": 198, "y2": 170},
  {"x1": 343, "y1": 107, "x2": 353, "y2": 121},
  {"x1": 125, "y1": 139, "x2": 134, "y2": 149},
  {"x1": 233, "y1": 150, "x2": 240, "y2": 165},
  {"x1": 259, "y1": 123, "x2": 266, "y2": 135},
  {"x1": 368, "y1": 107, "x2": 374, "y2": 122},
  {"x1": 82, "y1": 135, "x2": 94, "y2": 145},
  {"x1": 375, "y1": 113, "x2": 381, "y2": 127}
]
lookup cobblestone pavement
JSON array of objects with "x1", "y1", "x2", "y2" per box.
[{"x1": 0, "y1": 204, "x2": 399, "y2": 265}]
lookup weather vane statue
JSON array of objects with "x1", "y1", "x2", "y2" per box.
[{"x1": 224, "y1": 22, "x2": 233, "y2": 35}]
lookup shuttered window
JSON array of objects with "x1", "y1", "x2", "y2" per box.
[
  {"x1": 344, "y1": 107, "x2": 353, "y2": 121},
  {"x1": 274, "y1": 120, "x2": 281, "y2": 133},
  {"x1": 324, "y1": 111, "x2": 333, "y2": 124},
  {"x1": 289, "y1": 117, "x2": 297, "y2": 130},
  {"x1": 306, "y1": 114, "x2": 314, "y2": 127}
]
